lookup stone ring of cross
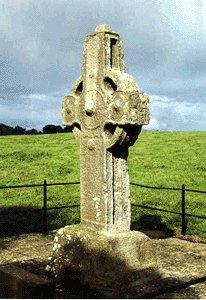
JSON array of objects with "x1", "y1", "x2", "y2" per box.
[{"x1": 62, "y1": 24, "x2": 149, "y2": 151}]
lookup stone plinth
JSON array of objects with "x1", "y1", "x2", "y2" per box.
[{"x1": 45, "y1": 225, "x2": 161, "y2": 297}]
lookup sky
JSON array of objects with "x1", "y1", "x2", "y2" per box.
[{"x1": 0, "y1": 0, "x2": 206, "y2": 132}]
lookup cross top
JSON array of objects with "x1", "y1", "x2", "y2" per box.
[{"x1": 62, "y1": 24, "x2": 150, "y2": 233}]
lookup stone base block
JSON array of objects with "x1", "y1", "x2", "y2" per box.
[{"x1": 45, "y1": 224, "x2": 161, "y2": 296}]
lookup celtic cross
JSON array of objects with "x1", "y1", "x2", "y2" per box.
[{"x1": 62, "y1": 24, "x2": 149, "y2": 233}]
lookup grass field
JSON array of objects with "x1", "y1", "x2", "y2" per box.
[{"x1": 0, "y1": 130, "x2": 205, "y2": 238}]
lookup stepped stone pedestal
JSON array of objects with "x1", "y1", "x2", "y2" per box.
[{"x1": 45, "y1": 24, "x2": 161, "y2": 297}]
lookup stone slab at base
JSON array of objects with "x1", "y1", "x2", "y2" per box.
[
  {"x1": 45, "y1": 224, "x2": 162, "y2": 296},
  {"x1": 0, "y1": 264, "x2": 55, "y2": 298}
]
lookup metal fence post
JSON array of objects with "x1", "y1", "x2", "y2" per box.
[
  {"x1": 43, "y1": 179, "x2": 47, "y2": 235},
  {"x1": 181, "y1": 183, "x2": 186, "y2": 235}
]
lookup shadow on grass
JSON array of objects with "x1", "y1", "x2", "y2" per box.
[
  {"x1": 0, "y1": 203, "x2": 80, "y2": 248},
  {"x1": 0, "y1": 205, "x2": 196, "y2": 249}
]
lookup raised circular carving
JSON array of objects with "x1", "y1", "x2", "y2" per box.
[
  {"x1": 112, "y1": 100, "x2": 121, "y2": 112},
  {"x1": 109, "y1": 91, "x2": 124, "y2": 122},
  {"x1": 85, "y1": 93, "x2": 95, "y2": 116},
  {"x1": 89, "y1": 71, "x2": 94, "y2": 79},
  {"x1": 86, "y1": 107, "x2": 95, "y2": 116},
  {"x1": 87, "y1": 139, "x2": 95, "y2": 150},
  {"x1": 81, "y1": 90, "x2": 105, "y2": 130},
  {"x1": 62, "y1": 95, "x2": 75, "y2": 125}
]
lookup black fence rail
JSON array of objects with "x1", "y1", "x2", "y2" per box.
[
  {"x1": 1, "y1": 179, "x2": 206, "y2": 298},
  {"x1": 0, "y1": 180, "x2": 205, "y2": 235},
  {"x1": 0, "y1": 180, "x2": 80, "y2": 235},
  {"x1": 130, "y1": 182, "x2": 206, "y2": 235}
]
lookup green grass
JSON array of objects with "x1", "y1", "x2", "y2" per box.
[{"x1": 0, "y1": 131, "x2": 205, "y2": 238}]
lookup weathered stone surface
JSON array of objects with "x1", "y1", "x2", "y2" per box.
[
  {"x1": 45, "y1": 225, "x2": 161, "y2": 295},
  {"x1": 62, "y1": 23, "x2": 149, "y2": 233},
  {"x1": 46, "y1": 24, "x2": 156, "y2": 296}
]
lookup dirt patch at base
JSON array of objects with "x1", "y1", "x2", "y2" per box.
[
  {"x1": 0, "y1": 227, "x2": 206, "y2": 298},
  {"x1": 0, "y1": 229, "x2": 58, "y2": 264}
]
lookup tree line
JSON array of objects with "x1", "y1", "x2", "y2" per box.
[{"x1": 0, "y1": 123, "x2": 73, "y2": 136}]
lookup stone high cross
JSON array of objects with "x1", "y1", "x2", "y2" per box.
[{"x1": 62, "y1": 24, "x2": 149, "y2": 233}]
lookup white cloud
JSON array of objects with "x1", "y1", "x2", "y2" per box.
[
  {"x1": 20, "y1": 94, "x2": 48, "y2": 100},
  {"x1": 144, "y1": 117, "x2": 160, "y2": 130},
  {"x1": 150, "y1": 95, "x2": 174, "y2": 103},
  {"x1": 0, "y1": 0, "x2": 205, "y2": 132}
]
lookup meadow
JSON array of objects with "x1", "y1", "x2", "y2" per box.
[{"x1": 0, "y1": 130, "x2": 205, "y2": 239}]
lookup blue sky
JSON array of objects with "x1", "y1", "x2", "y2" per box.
[{"x1": 0, "y1": 0, "x2": 205, "y2": 132}]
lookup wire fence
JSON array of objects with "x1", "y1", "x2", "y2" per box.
[
  {"x1": 0, "y1": 180, "x2": 205, "y2": 235},
  {"x1": 0, "y1": 180, "x2": 206, "y2": 299},
  {"x1": 130, "y1": 182, "x2": 206, "y2": 235}
]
